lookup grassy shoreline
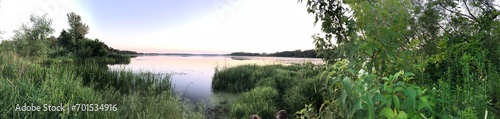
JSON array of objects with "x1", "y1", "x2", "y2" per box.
[
  {"x1": 0, "y1": 51, "x2": 205, "y2": 118},
  {"x1": 211, "y1": 63, "x2": 322, "y2": 119}
]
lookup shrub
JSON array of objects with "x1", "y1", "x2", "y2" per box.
[{"x1": 296, "y1": 60, "x2": 434, "y2": 119}]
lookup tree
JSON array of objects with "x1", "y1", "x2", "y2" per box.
[
  {"x1": 65, "y1": 12, "x2": 90, "y2": 52},
  {"x1": 301, "y1": 0, "x2": 417, "y2": 75},
  {"x1": 350, "y1": 0, "x2": 416, "y2": 75},
  {"x1": 90, "y1": 39, "x2": 110, "y2": 57},
  {"x1": 299, "y1": 0, "x2": 356, "y2": 64},
  {"x1": 299, "y1": 0, "x2": 500, "y2": 117},
  {"x1": 75, "y1": 38, "x2": 110, "y2": 57},
  {"x1": 57, "y1": 29, "x2": 76, "y2": 51},
  {"x1": 14, "y1": 14, "x2": 54, "y2": 42},
  {"x1": 67, "y1": 12, "x2": 89, "y2": 40},
  {"x1": 12, "y1": 14, "x2": 54, "y2": 59}
]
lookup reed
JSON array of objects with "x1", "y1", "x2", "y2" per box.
[{"x1": 0, "y1": 51, "x2": 204, "y2": 118}]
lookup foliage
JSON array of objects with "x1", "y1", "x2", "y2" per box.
[
  {"x1": 0, "y1": 12, "x2": 200, "y2": 118},
  {"x1": 299, "y1": 0, "x2": 356, "y2": 64},
  {"x1": 298, "y1": 0, "x2": 500, "y2": 118},
  {"x1": 212, "y1": 64, "x2": 324, "y2": 118},
  {"x1": 212, "y1": 64, "x2": 262, "y2": 93},
  {"x1": 74, "y1": 38, "x2": 110, "y2": 57},
  {"x1": 0, "y1": 51, "x2": 204, "y2": 118},
  {"x1": 283, "y1": 77, "x2": 324, "y2": 115},
  {"x1": 295, "y1": 60, "x2": 433, "y2": 119},
  {"x1": 212, "y1": 64, "x2": 314, "y2": 93},
  {"x1": 10, "y1": 14, "x2": 55, "y2": 62},
  {"x1": 229, "y1": 86, "x2": 279, "y2": 119},
  {"x1": 67, "y1": 12, "x2": 89, "y2": 40},
  {"x1": 4, "y1": 13, "x2": 133, "y2": 65}
]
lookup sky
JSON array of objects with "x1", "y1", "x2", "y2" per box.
[{"x1": 0, "y1": 0, "x2": 321, "y2": 54}]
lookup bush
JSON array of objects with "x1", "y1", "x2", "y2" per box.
[{"x1": 296, "y1": 60, "x2": 434, "y2": 119}]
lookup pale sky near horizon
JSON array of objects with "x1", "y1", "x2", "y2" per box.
[{"x1": 0, "y1": 0, "x2": 321, "y2": 54}]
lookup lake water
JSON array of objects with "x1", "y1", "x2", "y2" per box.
[{"x1": 108, "y1": 55, "x2": 323, "y2": 102}]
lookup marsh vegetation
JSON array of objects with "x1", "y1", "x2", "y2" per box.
[{"x1": 1, "y1": 0, "x2": 500, "y2": 118}]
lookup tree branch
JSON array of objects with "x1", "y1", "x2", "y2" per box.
[
  {"x1": 462, "y1": 0, "x2": 478, "y2": 21},
  {"x1": 438, "y1": 3, "x2": 476, "y2": 20},
  {"x1": 412, "y1": 1, "x2": 451, "y2": 34}
]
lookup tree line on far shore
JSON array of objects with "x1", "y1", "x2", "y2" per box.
[{"x1": 229, "y1": 49, "x2": 319, "y2": 58}]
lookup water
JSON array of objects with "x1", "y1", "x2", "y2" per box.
[{"x1": 108, "y1": 55, "x2": 323, "y2": 102}]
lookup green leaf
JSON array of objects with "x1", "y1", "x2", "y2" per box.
[
  {"x1": 353, "y1": 100, "x2": 363, "y2": 111},
  {"x1": 327, "y1": 70, "x2": 337, "y2": 79},
  {"x1": 380, "y1": 107, "x2": 395, "y2": 118},
  {"x1": 347, "y1": 68, "x2": 356, "y2": 76},
  {"x1": 416, "y1": 87, "x2": 423, "y2": 96},
  {"x1": 385, "y1": 86, "x2": 394, "y2": 93},
  {"x1": 403, "y1": 72, "x2": 414, "y2": 78},
  {"x1": 410, "y1": 113, "x2": 423, "y2": 119},
  {"x1": 383, "y1": 77, "x2": 390, "y2": 81},
  {"x1": 404, "y1": 87, "x2": 417, "y2": 104},
  {"x1": 386, "y1": 95, "x2": 393, "y2": 108},
  {"x1": 365, "y1": 93, "x2": 375, "y2": 119},
  {"x1": 340, "y1": 90, "x2": 347, "y2": 108},
  {"x1": 401, "y1": 98, "x2": 413, "y2": 110},
  {"x1": 394, "y1": 70, "x2": 404, "y2": 78},
  {"x1": 393, "y1": 95, "x2": 400, "y2": 109},
  {"x1": 417, "y1": 97, "x2": 429, "y2": 111},
  {"x1": 394, "y1": 87, "x2": 404, "y2": 93},
  {"x1": 350, "y1": 100, "x2": 363, "y2": 117},
  {"x1": 374, "y1": 94, "x2": 385, "y2": 102},
  {"x1": 342, "y1": 77, "x2": 352, "y2": 93},
  {"x1": 397, "y1": 111, "x2": 408, "y2": 119},
  {"x1": 395, "y1": 81, "x2": 404, "y2": 86}
]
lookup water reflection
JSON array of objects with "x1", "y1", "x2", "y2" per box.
[{"x1": 109, "y1": 55, "x2": 323, "y2": 102}]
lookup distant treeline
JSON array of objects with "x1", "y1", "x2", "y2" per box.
[
  {"x1": 109, "y1": 48, "x2": 139, "y2": 54},
  {"x1": 229, "y1": 49, "x2": 319, "y2": 58}
]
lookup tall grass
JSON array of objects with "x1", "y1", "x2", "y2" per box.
[
  {"x1": 72, "y1": 63, "x2": 171, "y2": 95},
  {"x1": 0, "y1": 51, "x2": 204, "y2": 118},
  {"x1": 230, "y1": 86, "x2": 279, "y2": 119},
  {"x1": 212, "y1": 64, "x2": 323, "y2": 118},
  {"x1": 212, "y1": 64, "x2": 320, "y2": 93}
]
